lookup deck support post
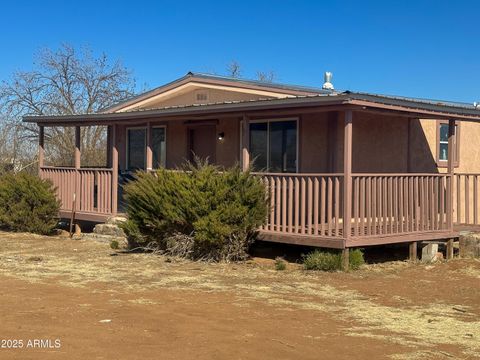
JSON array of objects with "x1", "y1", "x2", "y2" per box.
[
  {"x1": 38, "y1": 125, "x2": 44, "y2": 174},
  {"x1": 241, "y1": 115, "x2": 250, "y2": 171},
  {"x1": 446, "y1": 119, "x2": 456, "y2": 260},
  {"x1": 343, "y1": 110, "x2": 353, "y2": 242},
  {"x1": 146, "y1": 122, "x2": 153, "y2": 171},
  {"x1": 74, "y1": 126, "x2": 81, "y2": 211},
  {"x1": 111, "y1": 125, "x2": 118, "y2": 215},
  {"x1": 342, "y1": 248, "x2": 350, "y2": 271},
  {"x1": 446, "y1": 119, "x2": 455, "y2": 231},
  {"x1": 409, "y1": 241, "x2": 417, "y2": 261},
  {"x1": 446, "y1": 239, "x2": 454, "y2": 260}
]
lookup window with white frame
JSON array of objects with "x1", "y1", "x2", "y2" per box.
[
  {"x1": 437, "y1": 120, "x2": 459, "y2": 167},
  {"x1": 249, "y1": 119, "x2": 297, "y2": 173}
]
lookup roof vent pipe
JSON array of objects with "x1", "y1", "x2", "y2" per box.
[{"x1": 322, "y1": 72, "x2": 334, "y2": 90}]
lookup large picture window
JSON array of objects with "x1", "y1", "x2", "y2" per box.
[
  {"x1": 127, "y1": 128, "x2": 146, "y2": 170},
  {"x1": 152, "y1": 127, "x2": 166, "y2": 168},
  {"x1": 436, "y1": 120, "x2": 459, "y2": 167},
  {"x1": 127, "y1": 126, "x2": 167, "y2": 170},
  {"x1": 249, "y1": 119, "x2": 297, "y2": 173}
]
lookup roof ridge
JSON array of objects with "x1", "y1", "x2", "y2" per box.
[{"x1": 187, "y1": 71, "x2": 332, "y2": 94}]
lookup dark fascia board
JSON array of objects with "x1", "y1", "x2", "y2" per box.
[
  {"x1": 348, "y1": 92, "x2": 480, "y2": 117},
  {"x1": 24, "y1": 95, "x2": 349, "y2": 124},
  {"x1": 23, "y1": 94, "x2": 480, "y2": 125}
]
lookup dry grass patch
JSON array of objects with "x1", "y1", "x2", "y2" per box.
[{"x1": 0, "y1": 231, "x2": 479, "y2": 358}]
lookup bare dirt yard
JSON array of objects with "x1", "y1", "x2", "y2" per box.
[{"x1": 0, "y1": 231, "x2": 478, "y2": 360}]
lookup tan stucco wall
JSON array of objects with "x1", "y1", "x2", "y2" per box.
[
  {"x1": 115, "y1": 117, "x2": 241, "y2": 170},
  {"x1": 457, "y1": 120, "x2": 480, "y2": 173},
  {"x1": 298, "y1": 112, "x2": 330, "y2": 173},
  {"x1": 133, "y1": 88, "x2": 275, "y2": 110},
  {"x1": 114, "y1": 112, "x2": 480, "y2": 175},
  {"x1": 352, "y1": 113, "x2": 409, "y2": 173},
  {"x1": 414, "y1": 119, "x2": 480, "y2": 174},
  {"x1": 216, "y1": 117, "x2": 240, "y2": 167}
]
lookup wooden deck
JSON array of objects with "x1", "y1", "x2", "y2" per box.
[{"x1": 40, "y1": 167, "x2": 464, "y2": 249}]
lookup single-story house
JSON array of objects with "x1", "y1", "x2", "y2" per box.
[{"x1": 23, "y1": 72, "x2": 480, "y2": 260}]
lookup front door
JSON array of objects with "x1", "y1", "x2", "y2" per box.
[{"x1": 188, "y1": 125, "x2": 216, "y2": 163}]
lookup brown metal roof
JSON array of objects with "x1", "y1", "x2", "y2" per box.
[
  {"x1": 101, "y1": 72, "x2": 332, "y2": 113},
  {"x1": 23, "y1": 92, "x2": 480, "y2": 124}
]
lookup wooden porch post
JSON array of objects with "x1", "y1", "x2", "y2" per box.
[
  {"x1": 111, "y1": 125, "x2": 118, "y2": 215},
  {"x1": 241, "y1": 115, "x2": 250, "y2": 171},
  {"x1": 446, "y1": 118, "x2": 456, "y2": 259},
  {"x1": 38, "y1": 125, "x2": 45, "y2": 175},
  {"x1": 74, "y1": 126, "x2": 81, "y2": 169},
  {"x1": 74, "y1": 126, "x2": 81, "y2": 212},
  {"x1": 146, "y1": 122, "x2": 153, "y2": 171},
  {"x1": 342, "y1": 110, "x2": 353, "y2": 270},
  {"x1": 106, "y1": 125, "x2": 112, "y2": 168}
]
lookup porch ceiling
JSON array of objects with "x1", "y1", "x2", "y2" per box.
[{"x1": 23, "y1": 92, "x2": 480, "y2": 126}]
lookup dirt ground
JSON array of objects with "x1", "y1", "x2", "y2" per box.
[{"x1": 0, "y1": 231, "x2": 478, "y2": 360}]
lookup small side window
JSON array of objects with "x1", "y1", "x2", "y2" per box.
[{"x1": 436, "y1": 120, "x2": 459, "y2": 167}]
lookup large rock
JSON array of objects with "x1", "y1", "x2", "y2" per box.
[
  {"x1": 421, "y1": 243, "x2": 439, "y2": 263},
  {"x1": 106, "y1": 216, "x2": 127, "y2": 225},
  {"x1": 459, "y1": 233, "x2": 480, "y2": 258},
  {"x1": 93, "y1": 223, "x2": 125, "y2": 237}
]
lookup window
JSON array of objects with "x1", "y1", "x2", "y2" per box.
[
  {"x1": 249, "y1": 119, "x2": 297, "y2": 172},
  {"x1": 152, "y1": 127, "x2": 166, "y2": 168},
  {"x1": 437, "y1": 120, "x2": 459, "y2": 167},
  {"x1": 127, "y1": 128, "x2": 146, "y2": 170}
]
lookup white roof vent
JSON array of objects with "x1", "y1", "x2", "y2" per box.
[{"x1": 322, "y1": 71, "x2": 334, "y2": 90}]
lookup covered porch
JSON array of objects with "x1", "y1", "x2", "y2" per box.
[{"x1": 28, "y1": 95, "x2": 478, "y2": 252}]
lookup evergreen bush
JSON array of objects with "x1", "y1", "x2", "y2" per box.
[
  {"x1": 0, "y1": 172, "x2": 60, "y2": 234},
  {"x1": 121, "y1": 161, "x2": 269, "y2": 261},
  {"x1": 303, "y1": 249, "x2": 365, "y2": 271}
]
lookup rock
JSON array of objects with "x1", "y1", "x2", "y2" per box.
[
  {"x1": 459, "y1": 234, "x2": 480, "y2": 258},
  {"x1": 106, "y1": 216, "x2": 127, "y2": 225},
  {"x1": 26, "y1": 256, "x2": 43, "y2": 262},
  {"x1": 421, "y1": 243, "x2": 439, "y2": 263},
  {"x1": 55, "y1": 229, "x2": 71, "y2": 237},
  {"x1": 99, "y1": 319, "x2": 112, "y2": 323},
  {"x1": 93, "y1": 223, "x2": 125, "y2": 237}
]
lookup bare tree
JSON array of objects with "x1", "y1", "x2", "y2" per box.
[
  {"x1": 0, "y1": 44, "x2": 135, "y2": 171},
  {"x1": 226, "y1": 60, "x2": 242, "y2": 78},
  {"x1": 256, "y1": 70, "x2": 276, "y2": 83}
]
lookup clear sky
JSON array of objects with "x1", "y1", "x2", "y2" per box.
[{"x1": 1, "y1": 0, "x2": 479, "y2": 103}]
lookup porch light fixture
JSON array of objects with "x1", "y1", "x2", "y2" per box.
[{"x1": 218, "y1": 132, "x2": 225, "y2": 140}]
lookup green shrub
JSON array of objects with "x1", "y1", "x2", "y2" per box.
[
  {"x1": 274, "y1": 257, "x2": 287, "y2": 271},
  {"x1": 303, "y1": 249, "x2": 365, "y2": 271},
  {"x1": 120, "y1": 161, "x2": 269, "y2": 261},
  {"x1": 0, "y1": 172, "x2": 60, "y2": 234},
  {"x1": 110, "y1": 239, "x2": 119, "y2": 250},
  {"x1": 349, "y1": 249, "x2": 365, "y2": 270}
]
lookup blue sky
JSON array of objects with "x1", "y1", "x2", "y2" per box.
[{"x1": 1, "y1": 0, "x2": 479, "y2": 103}]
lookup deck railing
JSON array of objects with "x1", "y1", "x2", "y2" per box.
[
  {"x1": 255, "y1": 173, "x2": 344, "y2": 237},
  {"x1": 255, "y1": 173, "x2": 452, "y2": 240},
  {"x1": 351, "y1": 174, "x2": 450, "y2": 237},
  {"x1": 41, "y1": 167, "x2": 458, "y2": 240},
  {"x1": 454, "y1": 173, "x2": 480, "y2": 225},
  {"x1": 41, "y1": 166, "x2": 113, "y2": 214}
]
